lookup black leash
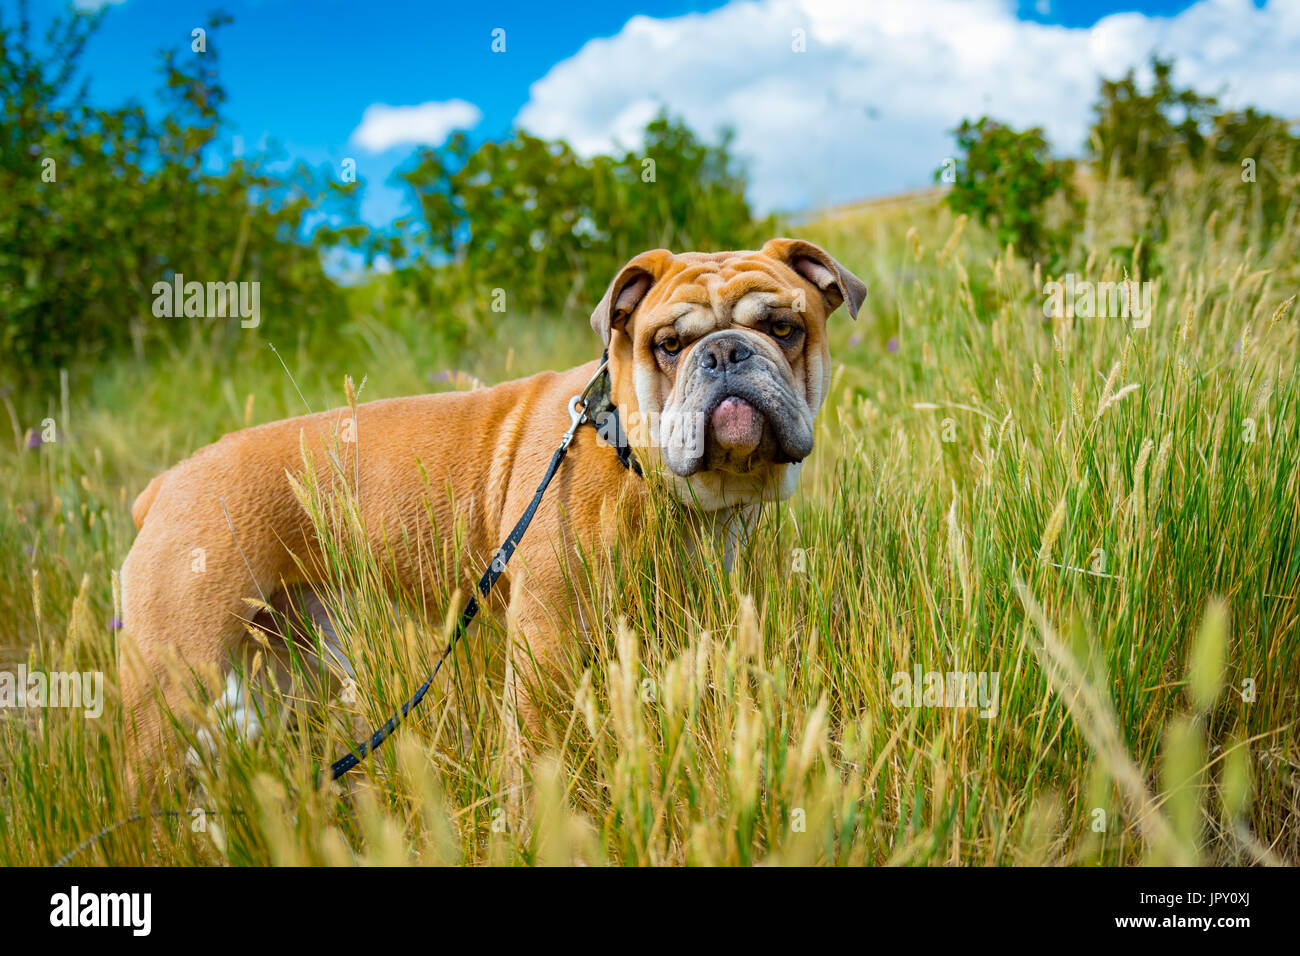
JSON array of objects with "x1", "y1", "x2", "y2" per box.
[{"x1": 328, "y1": 355, "x2": 636, "y2": 779}]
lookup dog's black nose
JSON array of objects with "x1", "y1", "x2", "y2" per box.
[{"x1": 697, "y1": 335, "x2": 753, "y2": 375}]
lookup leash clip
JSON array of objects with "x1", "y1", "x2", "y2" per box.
[
  {"x1": 562, "y1": 358, "x2": 610, "y2": 449},
  {"x1": 562, "y1": 395, "x2": 586, "y2": 448}
]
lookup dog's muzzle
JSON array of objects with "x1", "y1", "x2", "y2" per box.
[{"x1": 661, "y1": 331, "x2": 814, "y2": 477}]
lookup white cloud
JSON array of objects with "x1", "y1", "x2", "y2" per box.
[
  {"x1": 351, "y1": 99, "x2": 482, "y2": 153},
  {"x1": 515, "y1": 0, "x2": 1300, "y2": 212},
  {"x1": 74, "y1": 0, "x2": 127, "y2": 8}
]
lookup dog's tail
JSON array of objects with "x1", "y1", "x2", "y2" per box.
[{"x1": 131, "y1": 474, "x2": 165, "y2": 530}]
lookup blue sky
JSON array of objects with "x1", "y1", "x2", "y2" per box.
[{"x1": 19, "y1": 0, "x2": 1294, "y2": 222}]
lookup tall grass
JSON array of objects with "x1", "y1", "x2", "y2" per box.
[{"x1": 1, "y1": 170, "x2": 1297, "y2": 865}]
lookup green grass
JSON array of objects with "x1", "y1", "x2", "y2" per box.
[{"x1": 2, "y1": 172, "x2": 1297, "y2": 866}]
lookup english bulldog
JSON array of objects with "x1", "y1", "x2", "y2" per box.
[{"x1": 118, "y1": 238, "x2": 865, "y2": 778}]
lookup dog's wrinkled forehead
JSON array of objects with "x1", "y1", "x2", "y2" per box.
[
  {"x1": 640, "y1": 255, "x2": 797, "y2": 329},
  {"x1": 590, "y1": 238, "x2": 866, "y2": 347}
]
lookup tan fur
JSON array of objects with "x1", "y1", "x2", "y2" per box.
[
  {"x1": 119, "y1": 240, "x2": 863, "y2": 780},
  {"x1": 131, "y1": 473, "x2": 164, "y2": 530}
]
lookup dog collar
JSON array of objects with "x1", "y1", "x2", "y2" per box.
[{"x1": 584, "y1": 350, "x2": 643, "y2": 476}]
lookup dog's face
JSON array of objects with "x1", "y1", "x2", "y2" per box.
[{"x1": 593, "y1": 238, "x2": 866, "y2": 509}]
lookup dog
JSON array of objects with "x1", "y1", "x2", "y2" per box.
[{"x1": 118, "y1": 238, "x2": 866, "y2": 779}]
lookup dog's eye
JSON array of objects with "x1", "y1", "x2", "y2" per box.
[
  {"x1": 659, "y1": 337, "x2": 683, "y2": 355},
  {"x1": 770, "y1": 321, "x2": 796, "y2": 339}
]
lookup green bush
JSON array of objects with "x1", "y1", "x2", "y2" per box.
[{"x1": 938, "y1": 116, "x2": 1078, "y2": 264}]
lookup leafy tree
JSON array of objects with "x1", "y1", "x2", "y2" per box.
[
  {"x1": 395, "y1": 112, "x2": 770, "y2": 315},
  {"x1": 1089, "y1": 55, "x2": 1299, "y2": 238},
  {"x1": 0, "y1": 2, "x2": 354, "y2": 384},
  {"x1": 1204, "y1": 107, "x2": 1300, "y2": 235},
  {"x1": 1089, "y1": 56, "x2": 1217, "y2": 194}
]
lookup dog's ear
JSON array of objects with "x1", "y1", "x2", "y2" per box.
[
  {"x1": 762, "y1": 238, "x2": 867, "y2": 320},
  {"x1": 591, "y1": 249, "x2": 674, "y2": 346}
]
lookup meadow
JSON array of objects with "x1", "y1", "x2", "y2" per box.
[{"x1": 1, "y1": 171, "x2": 1297, "y2": 866}]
